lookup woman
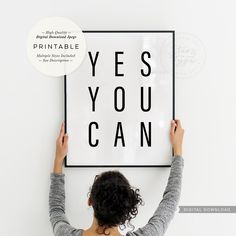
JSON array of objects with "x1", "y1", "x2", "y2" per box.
[{"x1": 49, "y1": 119, "x2": 184, "y2": 236}]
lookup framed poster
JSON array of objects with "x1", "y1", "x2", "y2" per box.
[{"x1": 64, "y1": 30, "x2": 175, "y2": 167}]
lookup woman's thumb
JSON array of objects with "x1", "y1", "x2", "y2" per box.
[
  {"x1": 170, "y1": 120, "x2": 176, "y2": 135},
  {"x1": 63, "y1": 134, "x2": 69, "y2": 144}
]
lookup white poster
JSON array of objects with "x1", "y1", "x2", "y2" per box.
[{"x1": 65, "y1": 31, "x2": 174, "y2": 167}]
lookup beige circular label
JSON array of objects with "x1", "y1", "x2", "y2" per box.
[{"x1": 27, "y1": 17, "x2": 86, "y2": 77}]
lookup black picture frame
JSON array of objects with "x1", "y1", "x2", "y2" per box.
[{"x1": 64, "y1": 30, "x2": 175, "y2": 168}]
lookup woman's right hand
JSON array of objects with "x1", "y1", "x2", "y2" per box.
[{"x1": 170, "y1": 119, "x2": 184, "y2": 156}]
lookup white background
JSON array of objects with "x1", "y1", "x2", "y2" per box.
[{"x1": 0, "y1": 0, "x2": 236, "y2": 235}]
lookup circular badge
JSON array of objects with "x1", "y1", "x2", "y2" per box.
[
  {"x1": 27, "y1": 17, "x2": 86, "y2": 77},
  {"x1": 160, "y1": 32, "x2": 206, "y2": 79}
]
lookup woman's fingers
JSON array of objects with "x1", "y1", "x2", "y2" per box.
[
  {"x1": 170, "y1": 119, "x2": 183, "y2": 135},
  {"x1": 176, "y1": 119, "x2": 181, "y2": 127},
  {"x1": 175, "y1": 119, "x2": 184, "y2": 133}
]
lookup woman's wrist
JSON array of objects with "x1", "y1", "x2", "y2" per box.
[
  {"x1": 174, "y1": 147, "x2": 182, "y2": 156},
  {"x1": 53, "y1": 158, "x2": 63, "y2": 174}
]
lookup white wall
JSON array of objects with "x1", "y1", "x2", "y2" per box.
[{"x1": 1, "y1": 0, "x2": 236, "y2": 235}]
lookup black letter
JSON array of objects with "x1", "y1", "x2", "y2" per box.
[
  {"x1": 141, "y1": 87, "x2": 151, "y2": 112},
  {"x1": 88, "y1": 122, "x2": 99, "y2": 147},
  {"x1": 115, "y1": 52, "x2": 124, "y2": 76},
  {"x1": 114, "y1": 122, "x2": 125, "y2": 146},
  {"x1": 141, "y1": 51, "x2": 151, "y2": 76},
  {"x1": 114, "y1": 87, "x2": 125, "y2": 112},
  {"x1": 88, "y1": 87, "x2": 99, "y2": 112},
  {"x1": 88, "y1": 51, "x2": 99, "y2": 76},
  {"x1": 140, "y1": 122, "x2": 151, "y2": 146}
]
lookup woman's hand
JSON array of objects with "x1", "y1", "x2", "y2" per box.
[
  {"x1": 53, "y1": 122, "x2": 68, "y2": 174},
  {"x1": 170, "y1": 119, "x2": 184, "y2": 156}
]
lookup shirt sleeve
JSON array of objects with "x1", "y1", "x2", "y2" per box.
[
  {"x1": 127, "y1": 155, "x2": 184, "y2": 236},
  {"x1": 49, "y1": 172, "x2": 82, "y2": 236}
]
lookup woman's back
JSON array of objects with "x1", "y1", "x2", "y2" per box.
[{"x1": 49, "y1": 119, "x2": 185, "y2": 236}]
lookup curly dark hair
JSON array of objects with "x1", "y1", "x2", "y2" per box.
[{"x1": 87, "y1": 170, "x2": 145, "y2": 235}]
